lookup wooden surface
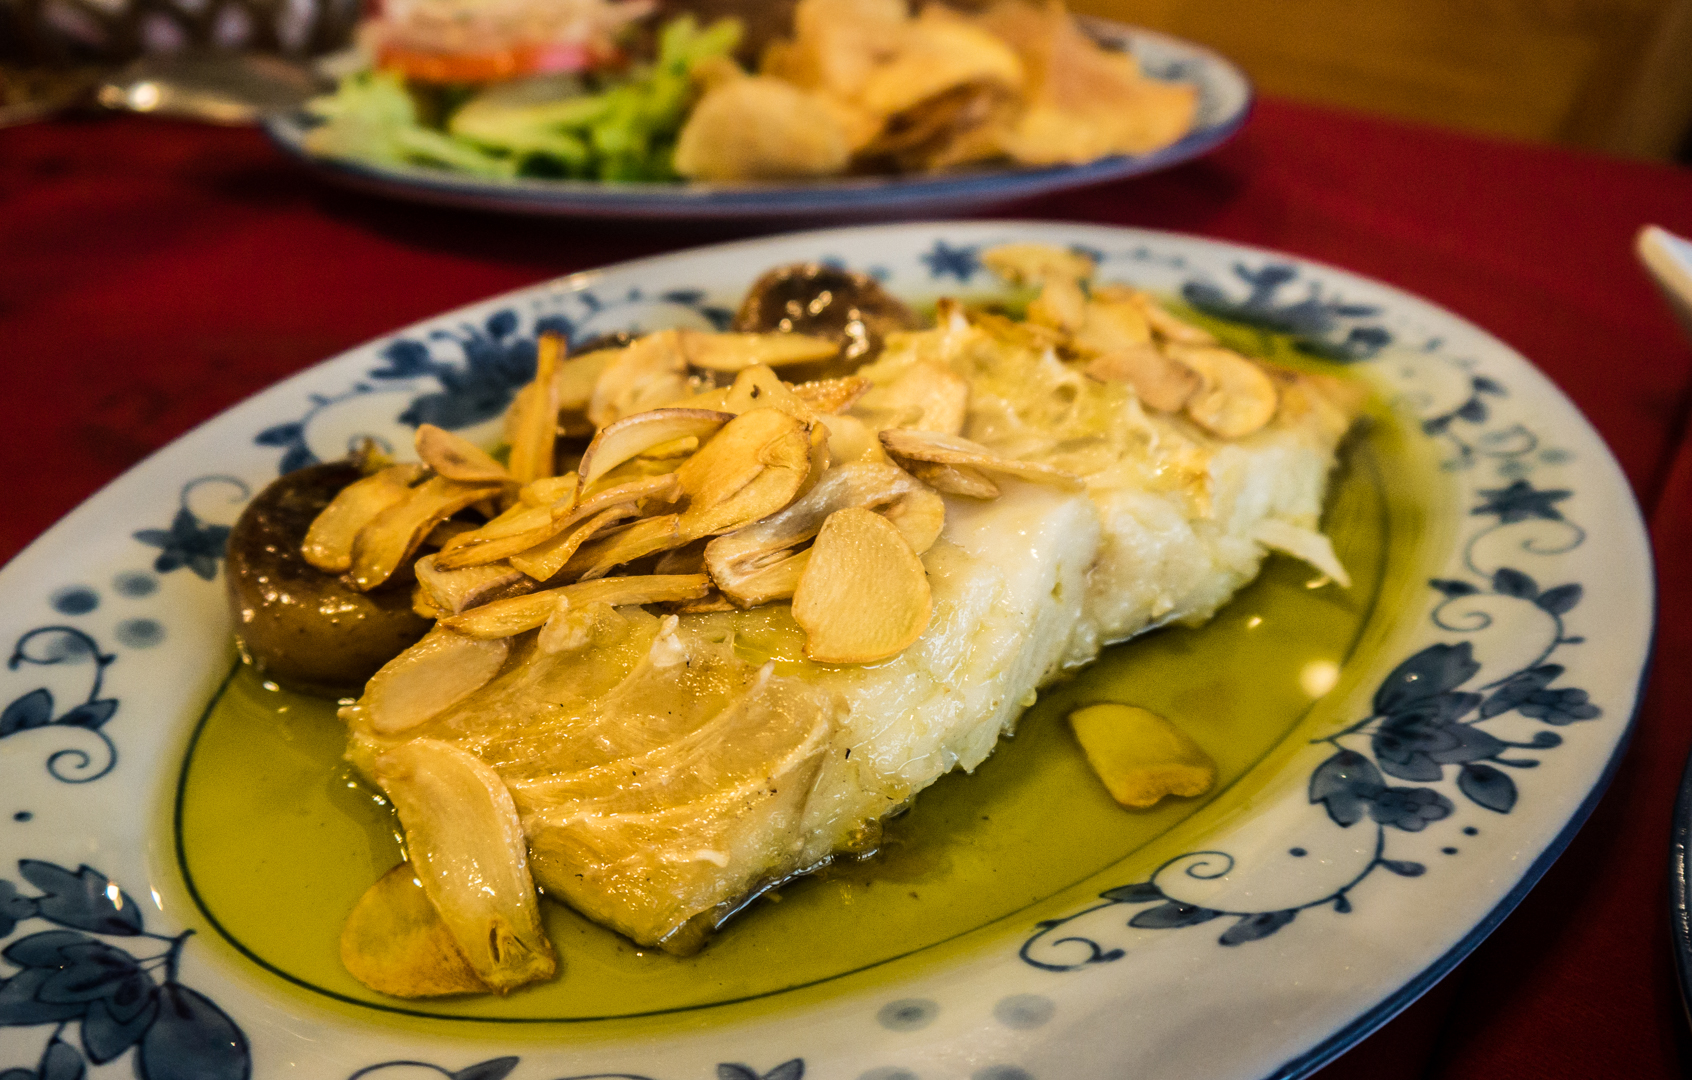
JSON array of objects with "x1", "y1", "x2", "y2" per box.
[{"x1": 1074, "y1": 0, "x2": 1692, "y2": 159}]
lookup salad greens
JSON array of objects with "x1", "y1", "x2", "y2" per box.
[{"x1": 302, "y1": 15, "x2": 742, "y2": 182}]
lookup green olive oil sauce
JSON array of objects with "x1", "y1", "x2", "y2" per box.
[{"x1": 174, "y1": 350, "x2": 1446, "y2": 1032}]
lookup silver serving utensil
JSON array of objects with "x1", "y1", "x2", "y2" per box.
[
  {"x1": 1639, "y1": 225, "x2": 1692, "y2": 341},
  {"x1": 95, "y1": 50, "x2": 327, "y2": 124}
]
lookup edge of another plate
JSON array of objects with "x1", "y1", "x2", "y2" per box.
[{"x1": 262, "y1": 22, "x2": 1252, "y2": 221}]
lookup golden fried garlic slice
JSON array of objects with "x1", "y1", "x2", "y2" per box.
[
  {"x1": 349, "y1": 476, "x2": 505, "y2": 591},
  {"x1": 878, "y1": 429, "x2": 1083, "y2": 489},
  {"x1": 588, "y1": 331, "x2": 694, "y2": 428},
  {"x1": 341, "y1": 863, "x2": 487, "y2": 998},
  {"x1": 675, "y1": 408, "x2": 814, "y2": 538},
  {"x1": 372, "y1": 739, "x2": 556, "y2": 992},
  {"x1": 703, "y1": 459, "x2": 938, "y2": 606},
  {"x1": 359, "y1": 626, "x2": 509, "y2": 735},
  {"x1": 302, "y1": 464, "x2": 425, "y2": 573},
  {"x1": 793, "y1": 507, "x2": 932, "y2": 664},
  {"x1": 1084, "y1": 346, "x2": 1200, "y2": 413},
  {"x1": 439, "y1": 575, "x2": 711, "y2": 639},
  {"x1": 578, "y1": 408, "x2": 734, "y2": 487},
  {"x1": 675, "y1": 329, "x2": 840, "y2": 372},
  {"x1": 507, "y1": 332, "x2": 562, "y2": 485},
  {"x1": 981, "y1": 242, "x2": 1096, "y2": 287},
  {"x1": 1068, "y1": 703, "x2": 1217, "y2": 809},
  {"x1": 414, "y1": 424, "x2": 511, "y2": 485},
  {"x1": 414, "y1": 556, "x2": 533, "y2": 616},
  {"x1": 1166, "y1": 344, "x2": 1280, "y2": 438}
]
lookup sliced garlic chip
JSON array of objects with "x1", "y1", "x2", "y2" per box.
[
  {"x1": 507, "y1": 332, "x2": 563, "y2": 485},
  {"x1": 1097, "y1": 287, "x2": 1217, "y2": 346},
  {"x1": 1251, "y1": 518, "x2": 1351, "y2": 588},
  {"x1": 703, "y1": 459, "x2": 934, "y2": 605},
  {"x1": 714, "y1": 549, "x2": 810, "y2": 607},
  {"x1": 906, "y1": 460, "x2": 1000, "y2": 499},
  {"x1": 361, "y1": 627, "x2": 509, "y2": 735},
  {"x1": 578, "y1": 408, "x2": 734, "y2": 487},
  {"x1": 1027, "y1": 276, "x2": 1088, "y2": 334},
  {"x1": 372, "y1": 739, "x2": 556, "y2": 992},
  {"x1": 552, "y1": 348, "x2": 617, "y2": 414},
  {"x1": 340, "y1": 863, "x2": 488, "y2": 998},
  {"x1": 791, "y1": 376, "x2": 871, "y2": 415},
  {"x1": 720, "y1": 365, "x2": 820, "y2": 422},
  {"x1": 875, "y1": 361, "x2": 969, "y2": 435},
  {"x1": 302, "y1": 464, "x2": 425, "y2": 573},
  {"x1": 349, "y1": 476, "x2": 503, "y2": 591},
  {"x1": 440, "y1": 574, "x2": 711, "y2": 639},
  {"x1": 436, "y1": 474, "x2": 678, "y2": 572},
  {"x1": 676, "y1": 408, "x2": 813, "y2": 538},
  {"x1": 878, "y1": 429, "x2": 1083, "y2": 490},
  {"x1": 676, "y1": 408, "x2": 802, "y2": 508},
  {"x1": 1084, "y1": 344, "x2": 1202, "y2": 413},
  {"x1": 414, "y1": 555, "x2": 534, "y2": 616},
  {"x1": 880, "y1": 485, "x2": 946, "y2": 553},
  {"x1": 793, "y1": 507, "x2": 933, "y2": 664},
  {"x1": 1071, "y1": 297, "x2": 1154, "y2": 355},
  {"x1": 587, "y1": 331, "x2": 693, "y2": 428},
  {"x1": 414, "y1": 424, "x2": 511, "y2": 485},
  {"x1": 981, "y1": 243, "x2": 1096, "y2": 287},
  {"x1": 508, "y1": 505, "x2": 640, "y2": 583},
  {"x1": 1069, "y1": 703, "x2": 1217, "y2": 809},
  {"x1": 1166, "y1": 345, "x2": 1280, "y2": 439},
  {"x1": 676, "y1": 329, "x2": 839, "y2": 371},
  {"x1": 519, "y1": 473, "x2": 580, "y2": 509},
  {"x1": 566, "y1": 514, "x2": 686, "y2": 581}
]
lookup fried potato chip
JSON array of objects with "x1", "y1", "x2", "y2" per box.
[
  {"x1": 980, "y1": 0, "x2": 1198, "y2": 165},
  {"x1": 768, "y1": 0, "x2": 908, "y2": 100},
  {"x1": 674, "y1": 76, "x2": 853, "y2": 180},
  {"x1": 855, "y1": 7, "x2": 1023, "y2": 118}
]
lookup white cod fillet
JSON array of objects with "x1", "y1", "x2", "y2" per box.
[{"x1": 342, "y1": 322, "x2": 1361, "y2": 953}]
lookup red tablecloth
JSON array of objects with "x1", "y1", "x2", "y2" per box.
[{"x1": 3, "y1": 98, "x2": 1691, "y2": 1077}]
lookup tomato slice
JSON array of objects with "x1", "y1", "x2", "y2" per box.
[{"x1": 377, "y1": 40, "x2": 621, "y2": 83}]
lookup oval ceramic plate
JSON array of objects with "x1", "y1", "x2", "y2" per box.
[
  {"x1": 263, "y1": 22, "x2": 1249, "y2": 221},
  {"x1": 0, "y1": 222, "x2": 1650, "y2": 1080}
]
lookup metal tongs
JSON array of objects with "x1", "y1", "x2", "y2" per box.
[{"x1": 93, "y1": 50, "x2": 337, "y2": 124}]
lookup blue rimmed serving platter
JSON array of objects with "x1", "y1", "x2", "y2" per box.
[
  {"x1": 0, "y1": 221, "x2": 1651, "y2": 1080},
  {"x1": 263, "y1": 22, "x2": 1250, "y2": 221}
]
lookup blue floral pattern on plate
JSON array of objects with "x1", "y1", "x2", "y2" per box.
[{"x1": 0, "y1": 861, "x2": 249, "y2": 1080}]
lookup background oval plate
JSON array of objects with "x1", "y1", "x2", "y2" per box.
[
  {"x1": 262, "y1": 22, "x2": 1250, "y2": 221},
  {"x1": 0, "y1": 221, "x2": 1651, "y2": 1080}
]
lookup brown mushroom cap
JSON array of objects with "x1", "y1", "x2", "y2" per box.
[{"x1": 226, "y1": 461, "x2": 433, "y2": 697}]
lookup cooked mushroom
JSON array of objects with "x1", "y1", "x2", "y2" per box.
[
  {"x1": 734, "y1": 263, "x2": 923, "y2": 366},
  {"x1": 226, "y1": 461, "x2": 434, "y2": 696}
]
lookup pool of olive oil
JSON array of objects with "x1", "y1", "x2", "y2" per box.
[{"x1": 173, "y1": 400, "x2": 1440, "y2": 1029}]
